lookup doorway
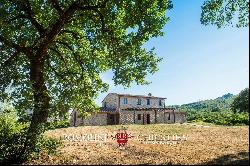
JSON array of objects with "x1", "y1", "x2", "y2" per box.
[
  {"x1": 146, "y1": 114, "x2": 150, "y2": 124},
  {"x1": 143, "y1": 114, "x2": 151, "y2": 124},
  {"x1": 73, "y1": 111, "x2": 77, "y2": 126},
  {"x1": 107, "y1": 113, "x2": 119, "y2": 125}
]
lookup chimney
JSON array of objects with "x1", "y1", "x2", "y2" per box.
[{"x1": 148, "y1": 93, "x2": 152, "y2": 96}]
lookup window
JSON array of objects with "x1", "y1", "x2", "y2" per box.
[
  {"x1": 138, "y1": 114, "x2": 141, "y2": 120},
  {"x1": 104, "y1": 102, "x2": 107, "y2": 107},
  {"x1": 159, "y1": 99, "x2": 162, "y2": 106},
  {"x1": 123, "y1": 98, "x2": 128, "y2": 104},
  {"x1": 137, "y1": 98, "x2": 141, "y2": 105},
  {"x1": 147, "y1": 99, "x2": 150, "y2": 105}
]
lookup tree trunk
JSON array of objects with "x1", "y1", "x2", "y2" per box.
[{"x1": 17, "y1": 56, "x2": 50, "y2": 163}]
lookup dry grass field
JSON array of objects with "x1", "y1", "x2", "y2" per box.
[{"x1": 27, "y1": 123, "x2": 249, "y2": 165}]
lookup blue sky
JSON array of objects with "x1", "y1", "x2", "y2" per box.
[{"x1": 96, "y1": 0, "x2": 249, "y2": 106}]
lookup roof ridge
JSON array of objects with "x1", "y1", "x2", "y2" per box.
[{"x1": 117, "y1": 93, "x2": 166, "y2": 99}]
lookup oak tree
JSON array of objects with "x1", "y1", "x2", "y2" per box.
[{"x1": 0, "y1": 0, "x2": 172, "y2": 162}]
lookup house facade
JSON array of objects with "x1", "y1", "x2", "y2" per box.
[{"x1": 70, "y1": 93, "x2": 186, "y2": 126}]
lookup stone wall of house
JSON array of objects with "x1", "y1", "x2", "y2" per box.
[
  {"x1": 102, "y1": 93, "x2": 118, "y2": 109},
  {"x1": 119, "y1": 97, "x2": 165, "y2": 109},
  {"x1": 70, "y1": 108, "x2": 186, "y2": 127},
  {"x1": 134, "y1": 110, "x2": 156, "y2": 124},
  {"x1": 169, "y1": 112, "x2": 176, "y2": 123},
  {"x1": 156, "y1": 110, "x2": 175, "y2": 124},
  {"x1": 146, "y1": 110, "x2": 156, "y2": 124},
  {"x1": 134, "y1": 111, "x2": 144, "y2": 124},
  {"x1": 82, "y1": 113, "x2": 107, "y2": 126},
  {"x1": 120, "y1": 110, "x2": 157, "y2": 124},
  {"x1": 174, "y1": 113, "x2": 186, "y2": 123},
  {"x1": 156, "y1": 111, "x2": 165, "y2": 123},
  {"x1": 104, "y1": 110, "x2": 185, "y2": 125},
  {"x1": 101, "y1": 93, "x2": 166, "y2": 112},
  {"x1": 70, "y1": 110, "x2": 107, "y2": 126},
  {"x1": 120, "y1": 110, "x2": 134, "y2": 124}
]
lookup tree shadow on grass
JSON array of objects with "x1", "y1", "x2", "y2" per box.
[{"x1": 200, "y1": 151, "x2": 249, "y2": 165}]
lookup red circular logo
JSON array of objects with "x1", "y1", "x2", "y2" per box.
[{"x1": 112, "y1": 129, "x2": 133, "y2": 147}]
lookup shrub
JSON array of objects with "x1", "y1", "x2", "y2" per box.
[
  {"x1": 30, "y1": 135, "x2": 62, "y2": 158},
  {"x1": 0, "y1": 101, "x2": 62, "y2": 164},
  {"x1": 0, "y1": 101, "x2": 28, "y2": 162},
  {"x1": 45, "y1": 120, "x2": 70, "y2": 130}
]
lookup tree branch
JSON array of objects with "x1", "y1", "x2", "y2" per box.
[
  {"x1": 2, "y1": 51, "x2": 20, "y2": 67},
  {"x1": 49, "y1": 47, "x2": 68, "y2": 67},
  {"x1": 4, "y1": 0, "x2": 46, "y2": 36},
  {"x1": 46, "y1": 0, "x2": 110, "y2": 43},
  {"x1": 72, "y1": 53, "x2": 86, "y2": 83},
  {"x1": 92, "y1": 9, "x2": 109, "y2": 32},
  {"x1": 55, "y1": 41, "x2": 74, "y2": 52},
  {"x1": 39, "y1": 2, "x2": 79, "y2": 50},
  {"x1": 49, "y1": 0, "x2": 63, "y2": 15},
  {"x1": 47, "y1": 57, "x2": 66, "y2": 82},
  {"x1": 49, "y1": 46, "x2": 74, "y2": 77},
  {"x1": 4, "y1": 14, "x2": 27, "y2": 23},
  {"x1": 53, "y1": 40, "x2": 86, "y2": 79},
  {"x1": 47, "y1": 51, "x2": 78, "y2": 83},
  {"x1": 22, "y1": 0, "x2": 46, "y2": 36},
  {"x1": 59, "y1": 30, "x2": 89, "y2": 40},
  {"x1": 54, "y1": 41, "x2": 85, "y2": 73},
  {"x1": 36, "y1": 0, "x2": 110, "y2": 59},
  {"x1": 0, "y1": 35, "x2": 30, "y2": 55}
]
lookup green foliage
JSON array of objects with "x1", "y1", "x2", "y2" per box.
[
  {"x1": 0, "y1": 0, "x2": 173, "y2": 116},
  {"x1": 31, "y1": 136, "x2": 62, "y2": 156},
  {"x1": 45, "y1": 120, "x2": 70, "y2": 130},
  {"x1": 186, "y1": 109, "x2": 249, "y2": 125},
  {"x1": 0, "y1": 2, "x2": 173, "y2": 161},
  {"x1": 231, "y1": 88, "x2": 249, "y2": 113},
  {"x1": 0, "y1": 106, "x2": 29, "y2": 162},
  {"x1": 201, "y1": 0, "x2": 249, "y2": 28},
  {"x1": 171, "y1": 92, "x2": 249, "y2": 126},
  {"x1": 0, "y1": 101, "x2": 62, "y2": 163}
]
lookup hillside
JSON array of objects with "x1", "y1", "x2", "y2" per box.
[
  {"x1": 169, "y1": 93, "x2": 236, "y2": 112},
  {"x1": 167, "y1": 93, "x2": 249, "y2": 125}
]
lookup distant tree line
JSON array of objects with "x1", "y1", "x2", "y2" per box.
[{"x1": 173, "y1": 88, "x2": 249, "y2": 125}]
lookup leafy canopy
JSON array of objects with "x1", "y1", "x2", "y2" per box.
[
  {"x1": 201, "y1": 0, "x2": 249, "y2": 28},
  {"x1": 231, "y1": 88, "x2": 249, "y2": 113},
  {"x1": 0, "y1": 0, "x2": 173, "y2": 115}
]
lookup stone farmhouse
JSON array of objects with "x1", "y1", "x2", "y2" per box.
[{"x1": 70, "y1": 93, "x2": 186, "y2": 126}]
